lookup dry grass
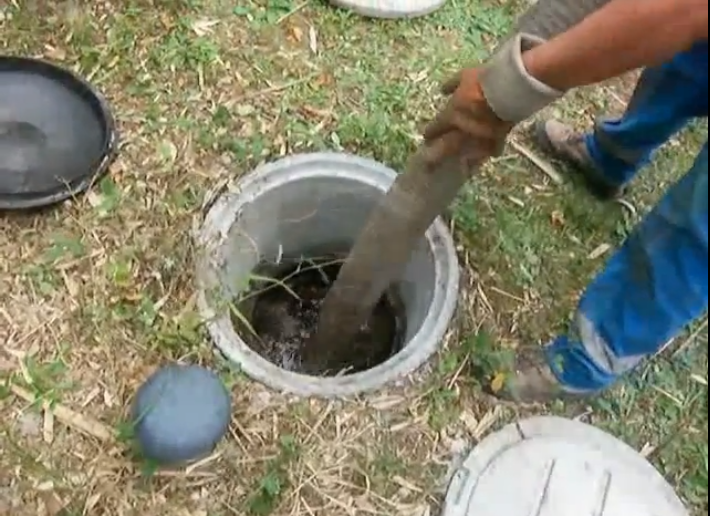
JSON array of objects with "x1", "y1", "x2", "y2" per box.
[{"x1": 1, "y1": 1, "x2": 707, "y2": 515}]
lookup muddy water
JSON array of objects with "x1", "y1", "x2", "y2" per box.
[{"x1": 232, "y1": 257, "x2": 407, "y2": 376}]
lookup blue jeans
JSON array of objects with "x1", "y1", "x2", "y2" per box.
[{"x1": 546, "y1": 43, "x2": 709, "y2": 392}]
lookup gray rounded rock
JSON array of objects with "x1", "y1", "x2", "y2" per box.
[
  {"x1": 131, "y1": 364, "x2": 231, "y2": 465},
  {"x1": 329, "y1": 0, "x2": 446, "y2": 19}
]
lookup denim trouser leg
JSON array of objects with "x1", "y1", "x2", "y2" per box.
[
  {"x1": 547, "y1": 143, "x2": 709, "y2": 392},
  {"x1": 542, "y1": 43, "x2": 709, "y2": 392},
  {"x1": 584, "y1": 47, "x2": 709, "y2": 187}
]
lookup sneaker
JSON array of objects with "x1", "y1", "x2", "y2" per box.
[{"x1": 533, "y1": 119, "x2": 625, "y2": 201}]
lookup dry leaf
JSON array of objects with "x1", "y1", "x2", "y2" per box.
[
  {"x1": 616, "y1": 198, "x2": 637, "y2": 217},
  {"x1": 490, "y1": 372, "x2": 506, "y2": 393},
  {"x1": 159, "y1": 12, "x2": 173, "y2": 28},
  {"x1": 157, "y1": 140, "x2": 178, "y2": 163},
  {"x1": 369, "y1": 394, "x2": 405, "y2": 410},
  {"x1": 508, "y1": 195, "x2": 525, "y2": 207},
  {"x1": 315, "y1": 72, "x2": 334, "y2": 87},
  {"x1": 43, "y1": 402, "x2": 54, "y2": 444},
  {"x1": 393, "y1": 475, "x2": 422, "y2": 493},
  {"x1": 459, "y1": 410, "x2": 478, "y2": 434},
  {"x1": 191, "y1": 19, "x2": 219, "y2": 37},
  {"x1": 550, "y1": 210, "x2": 565, "y2": 227},
  {"x1": 690, "y1": 374, "x2": 707, "y2": 386},
  {"x1": 43, "y1": 45, "x2": 67, "y2": 61},
  {"x1": 639, "y1": 442, "x2": 655, "y2": 458},
  {"x1": 38, "y1": 491, "x2": 65, "y2": 516},
  {"x1": 588, "y1": 243, "x2": 611, "y2": 260},
  {"x1": 0, "y1": 357, "x2": 12, "y2": 372},
  {"x1": 471, "y1": 409, "x2": 500, "y2": 440},
  {"x1": 288, "y1": 26, "x2": 303, "y2": 43},
  {"x1": 11, "y1": 385, "x2": 113, "y2": 441},
  {"x1": 83, "y1": 493, "x2": 102, "y2": 515},
  {"x1": 308, "y1": 25, "x2": 318, "y2": 54}
]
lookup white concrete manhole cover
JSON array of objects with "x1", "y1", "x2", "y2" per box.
[
  {"x1": 329, "y1": 0, "x2": 446, "y2": 19},
  {"x1": 443, "y1": 416, "x2": 688, "y2": 516}
]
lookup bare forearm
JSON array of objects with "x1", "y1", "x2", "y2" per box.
[{"x1": 522, "y1": 0, "x2": 708, "y2": 91}]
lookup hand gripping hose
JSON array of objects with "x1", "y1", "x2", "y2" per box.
[{"x1": 306, "y1": 0, "x2": 613, "y2": 371}]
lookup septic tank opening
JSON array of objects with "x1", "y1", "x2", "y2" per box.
[
  {"x1": 197, "y1": 153, "x2": 460, "y2": 397},
  {"x1": 231, "y1": 256, "x2": 407, "y2": 376}
]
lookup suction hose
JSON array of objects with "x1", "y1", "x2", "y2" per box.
[{"x1": 306, "y1": 0, "x2": 613, "y2": 371}]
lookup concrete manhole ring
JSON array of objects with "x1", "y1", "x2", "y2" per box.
[
  {"x1": 195, "y1": 152, "x2": 460, "y2": 398},
  {"x1": 442, "y1": 416, "x2": 689, "y2": 516},
  {"x1": 329, "y1": 0, "x2": 447, "y2": 19}
]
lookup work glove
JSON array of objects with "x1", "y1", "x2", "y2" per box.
[{"x1": 422, "y1": 33, "x2": 564, "y2": 166}]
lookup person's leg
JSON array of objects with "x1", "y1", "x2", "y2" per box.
[
  {"x1": 535, "y1": 44, "x2": 709, "y2": 200},
  {"x1": 545, "y1": 142, "x2": 708, "y2": 393}
]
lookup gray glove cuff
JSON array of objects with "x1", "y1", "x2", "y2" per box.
[{"x1": 479, "y1": 33, "x2": 564, "y2": 123}]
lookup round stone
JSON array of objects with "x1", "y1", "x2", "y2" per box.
[
  {"x1": 131, "y1": 364, "x2": 231, "y2": 465},
  {"x1": 442, "y1": 416, "x2": 688, "y2": 516}
]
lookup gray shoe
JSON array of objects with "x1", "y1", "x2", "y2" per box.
[
  {"x1": 491, "y1": 347, "x2": 581, "y2": 404},
  {"x1": 534, "y1": 119, "x2": 625, "y2": 201}
]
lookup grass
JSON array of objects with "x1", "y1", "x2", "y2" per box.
[{"x1": 0, "y1": 0, "x2": 707, "y2": 514}]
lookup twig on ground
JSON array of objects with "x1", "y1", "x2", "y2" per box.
[
  {"x1": 510, "y1": 140, "x2": 563, "y2": 184},
  {"x1": 615, "y1": 198, "x2": 637, "y2": 218},
  {"x1": 276, "y1": 1, "x2": 309, "y2": 24},
  {"x1": 10, "y1": 384, "x2": 114, "y2": 442},
  {"x1": 672, "y1": 316, "x2": 708, "y2": 358},
  {"x1": 235, "y1": 74, "x2": 317, "y2": 102}
]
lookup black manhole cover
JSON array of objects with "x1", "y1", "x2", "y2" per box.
[{"x1": 0, "y1": 56, "x2": 118, "y2": 210}]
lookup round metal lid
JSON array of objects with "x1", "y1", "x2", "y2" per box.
[
  {"x1": 0, "y1": 57, "x2": 117, "y2": 210},
  {"x1": 329, "y1": 0, "x2": 446, "y2": 19},
  {"x1": 443, "y1": 416, "x2": 688, "y2": 516}
]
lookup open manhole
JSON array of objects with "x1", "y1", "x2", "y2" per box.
[
  {"x1": 195, "y1": 152, "x2": 459, "y2": 397},
  {"x1": 442, "y1": 416, "x2": 689, "y2": 516}
]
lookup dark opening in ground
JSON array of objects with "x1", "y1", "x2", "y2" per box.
[{"x1": 232, "y1": 256, "x2": 407, "y2": 376}]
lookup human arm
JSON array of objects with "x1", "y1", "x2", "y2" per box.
[
  {"x1": 482, "y1": 0, "x2": 709, "y2": 123},
  {"x1": 522, "y1": 0, "x2": 709, "y2": 91},
  {"x1": 423, "y1": 0, "x2": 709, "y2": 162}
]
